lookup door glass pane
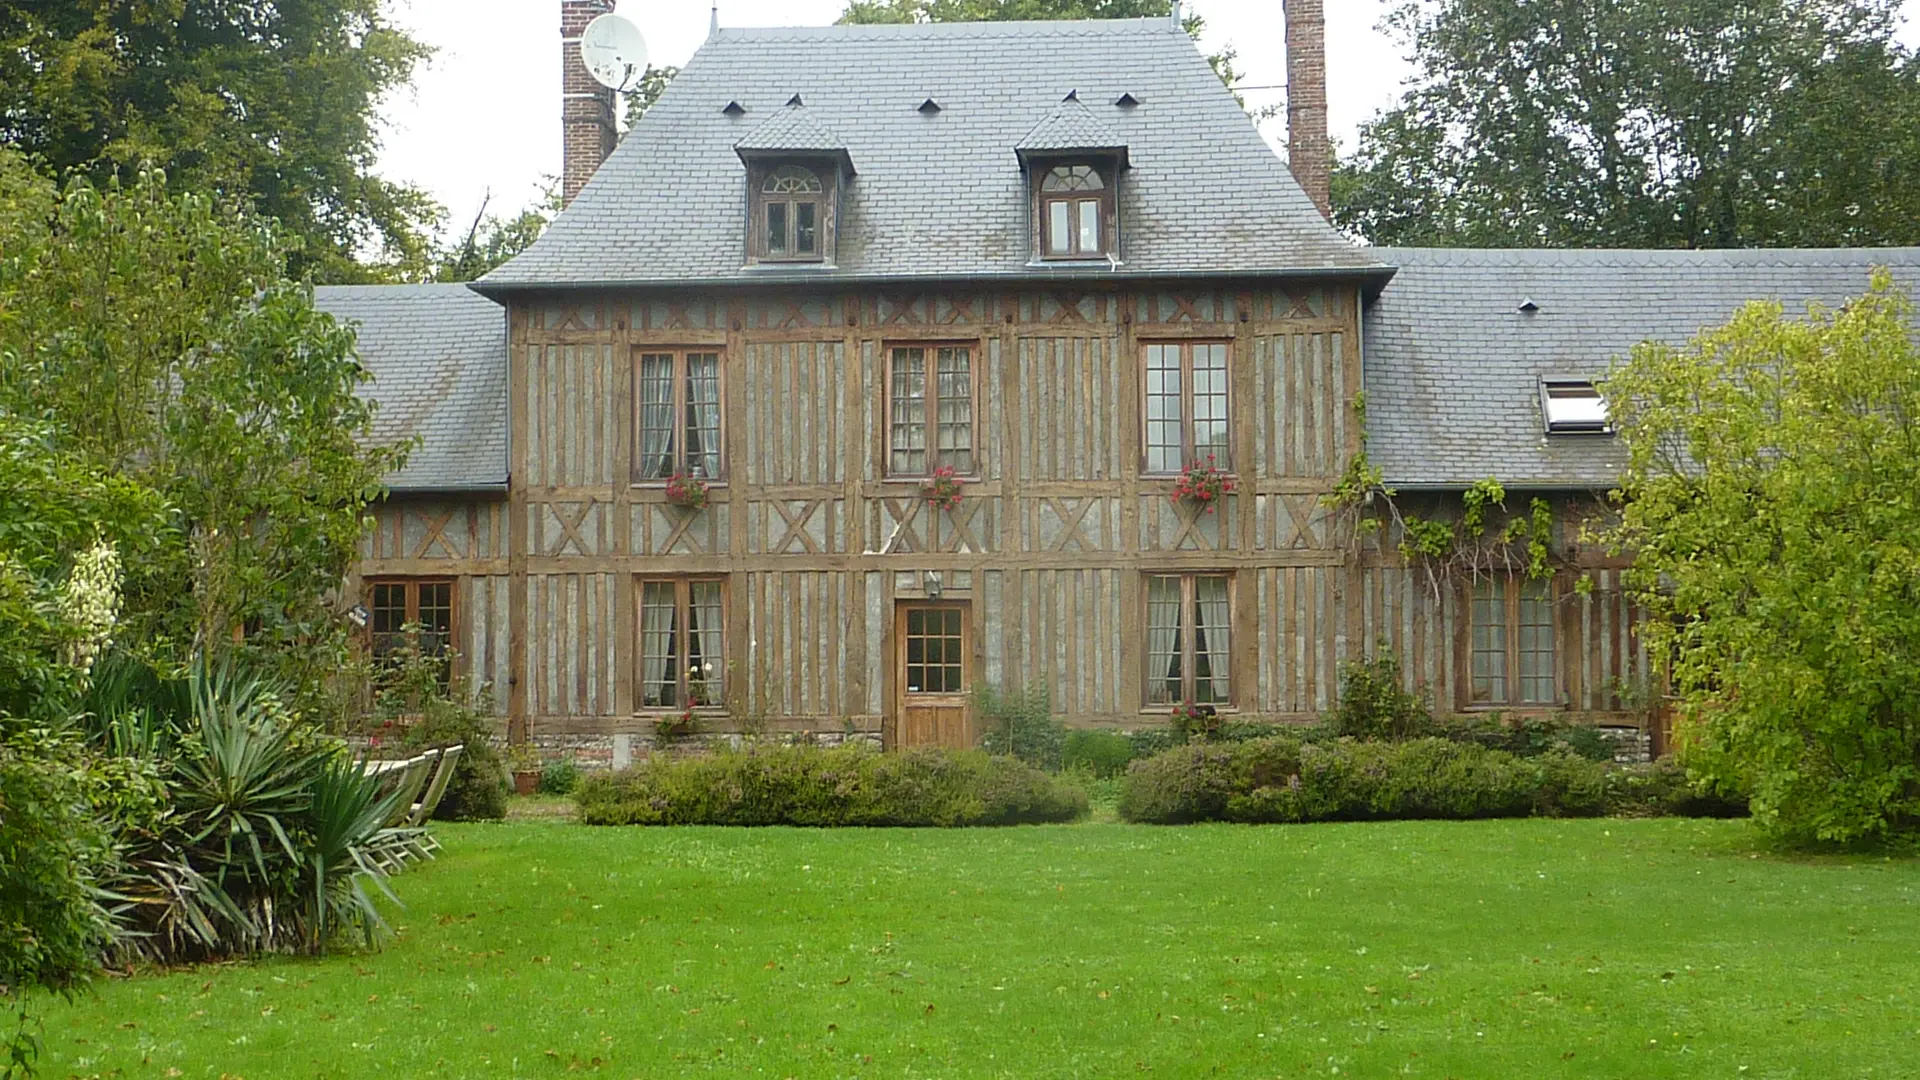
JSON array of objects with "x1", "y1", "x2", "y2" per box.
[
  {"x1": 640, "y1": 581, "x2": 680, "y2": 708},
  {"x1": 417, "y1": 582, "x2": 453, "y2": 661},
  {"x1": 795, "y1": 201, "x2": 818, "y2": 254},
  {"x1": 1146, "y1": 576, "x2": 1184, "y2": 705},
  {"x1": 890, "y1": 348, "x2": 928, "y2": 475},
  {"x1": 370, "y1": 583, "x2": 407, "y2": 660},
  {"x1": 1145, "y1": 345, "x2": 1182, "y2": 473},
  {"x1": 1470, "y1": 578, "x2": 1507, "y2": 703},
  {"x1": 1048, "y1": 200, "x2": 1071, "y2": 254},
  {"x1": 904, "y1": 607, "x2": 964, "y2": 695},
  {"x1": 1078, "y1": 199, "x2": 1100, "y2": 253},
  {"x1": 1193, "y1": 343, "x2": 1231, "y2": 467},
  {"x1": 1518, "y1": 579, "x2": 1555, "y2": 704},
  {"x1": 688, "y1": 581, "x2": 725, "y2": 706},
  {"x1": 637, "y1": 354, "x2": 677, "y2": 479},
  {"x1": 935, "y1": 347, "x2": 973, "y2": 473},
  {"x1": 684, "y1": 353, "x2": 722, "y2": 479},
  {"x1": 766, "y1": 201, "x2": 787, "y2": 254}
]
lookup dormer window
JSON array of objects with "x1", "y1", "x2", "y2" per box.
[
  {"x1": 760, "y1": 164, "x2": 825, "y2": 261},
  {"x1": 1038, "y1": 164, "x2": 1112, "y2": 258},
  {"x1": 1542, "y1": 378, "x2": 1610, "y2": 434}
]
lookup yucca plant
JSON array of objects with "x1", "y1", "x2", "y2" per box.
[{"x1": 301, "y1": 758, "x2": 404, "y2": 951}]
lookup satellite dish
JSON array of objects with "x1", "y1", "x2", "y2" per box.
[{"x1": 580, "y1": 13, "x2": 648, "y2": 92}]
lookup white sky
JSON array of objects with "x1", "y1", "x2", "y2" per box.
[{"x1": 374, "y1": 0, "x2": 1920, "y2": 238}]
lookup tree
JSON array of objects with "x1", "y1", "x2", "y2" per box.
[
  {"x1": 622, "y1": 66, "x2": 683, "y2": 131},
  {"x1": 1335, "y1": 0, "x2": 1920, "y2": 248},
  {"x1": 0, "y1": 148, "x2": 407, "y2": 703},
  {"x1": 0, "y1": 0, "x2": 438, "y2": 282},
  {"x1": 1605, "y1": 271, "x2": 1920, "y2": 846},
  {"x1": 431, "y1": 187, "x2": 560, "y2": 283}
]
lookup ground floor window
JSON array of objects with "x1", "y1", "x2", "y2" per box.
[
  {"x1": 1145, "y1": 573, "x2": 1232, "y2": 707},
  {"x1": 367, "y1": 578, "x2": 453, "y2": 666},
  {"x1": 638, "y1": 577, "x2": 725, "y2": 708},
  {"x1": 1470, "y1": 575, "x2": 1556, "y2": 705}
]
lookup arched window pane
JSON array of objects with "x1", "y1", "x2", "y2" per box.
[
  {"x1": 1041, "y1": 164, "x2": 1103, "y2": 192},
  {"x1": 764, "y1": 165, "x2": 824, "y2": 194}
]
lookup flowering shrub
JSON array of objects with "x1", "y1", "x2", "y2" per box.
[
  {"x1": 921, "y1": 465, "x2": 965, "y2": 512},
  {"x1": 1171, "y1": 455, "x2": 1233, "y2": 513},
  {"x1": 664, "y1": 472, "x2": 709, "y2": 511},
  {"x1": 62, "y1": 539, "x2": 122, "y2": 676}
]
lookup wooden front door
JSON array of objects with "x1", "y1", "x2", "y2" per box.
[{"x1": 894, "y1": 602, "x2": 973, "y2": 749}]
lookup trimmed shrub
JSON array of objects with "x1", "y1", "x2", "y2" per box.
[
  {"x1": 1062, "y1": 730, "x2": 1134, "y2": 778},
  {"x1": 1436, "y1": 714, "x2": 1617, "y2": 762},
  {"x1": 576, "y1": 745, "x2": 1088, "y2": 827},
  {"x1": 1121, "y1": 737, "x2": 1659, "y2": 825},
  {"x1": 1604, "y1": 757, "x2": 1748, "y2": 818},
  {"x1": 538, "y1": 759, "x2": 582, "y2": 796}
]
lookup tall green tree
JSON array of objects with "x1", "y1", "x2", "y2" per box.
[
  {"x1": 0, "y1": 147, "x2": 407, "y2": 699},
  {"x1": 1335, "y1": 0, "x2": 1920, "y2": 248},
  {"x1": 1606, "y1": 271, "x2": 1920, "y2": 846},
  {"x1": 0, "y1": 0, "x2": 438, "y2": 282}
]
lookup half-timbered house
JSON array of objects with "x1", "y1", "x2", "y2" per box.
[{"x1": 317, "y1": 6, "x2": 1920, "y2": 759}]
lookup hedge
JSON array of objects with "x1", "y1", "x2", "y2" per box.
[
  {"x1": 1117, "y1": 737, "x2": 1742, "y2": 825},
  {"x1": 576, "y1": 744, "x2": 1088, "y2": 827}
]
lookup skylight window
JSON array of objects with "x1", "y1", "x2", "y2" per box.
[{"x1": 1541, "y1": 379, "x2": 1609, "y2": 434}]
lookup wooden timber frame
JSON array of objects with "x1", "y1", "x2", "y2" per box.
[{"x1": 347, "y1": 281, "x2": 1659, "y2": 744}]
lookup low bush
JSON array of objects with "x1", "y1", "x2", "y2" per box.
[
  {"x1": 1603, "y1": 757, "x2": 1748, "y2": 818},
  {"x1": 1435, "y1": 714, "x2": 1618, "y2": 762},
  {"x1": 1328, "y1": 654, "x2": 1433, "y2": 741},
  {"x1": 1119, "y1": 736, "x2": 1693, "y2": 825},
  {"x1": 538, "y1": 759, "x2": 582, "y2": 796},
  {"x1": 577, "y1": 745, "x2": 1087, "y2": 827},
  {"x1": 1062, "y1": 730, "x2": 1133, "y2": 778}
]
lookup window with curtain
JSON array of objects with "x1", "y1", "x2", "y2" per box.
[
  {"x1": 1143, "y1": 341, "x2": 1231, "y2": 474},
  {"x1": 638, "y1": 578, "x2": 726, "y2": 709},
  {"x1": 367, "y1": 578, "x2": 454, "y2": 686},
  {"x1": 888, "y1": 345, "x2": 974, "y2": 476},
  {"x1": 1470, "y1": 575, "x2": 1556, "y2": 705},
  {"x1": 1038, "y1": 164, "x2": 1111, "y2": 258},
  {"x1": 634, "y1": 350, "x2": 723, "y2": 481},
  {"x1": 1145, "y1": 573, "x2": 1232, "y2": 706},
  {"x1": 758, "y1": 164, "x2": 826, "y2": 261}
]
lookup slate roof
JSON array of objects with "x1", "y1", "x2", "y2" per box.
[
  {"x1": 1016, "y1": 93, "x2": 1128, "y2": 160},
  {"x1": 1363, "y1": 247, "x2": 1920, "y2": 489},
  {"x1": 734, "y1": 101, "x2": 850, "y2": 157},
  {"x1": 312, "y1": 284, "x2": 508, "y2": 492},
  {"x1": 478, "y1": 18, "x2": 1382, "y2": 291}
]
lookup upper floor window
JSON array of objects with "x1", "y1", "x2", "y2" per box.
[
  {"x1": 887, "y1": 345, "x2": 975, "y2": 476},
  {"x1": 1144, "y1": 342, "x2": 1231, "y2": 474},
  {"x1": 758, "y1": 165, "x2": 826, "y2": 262},
  {"x1": 1038, "y1": 164, "x2": 1111, "y2": 258},
  {"x1": 1470, "y1": 575, "x2": 1556, "y2": 706},
  {"x1": 635, "y1": 350, "x2": 723, "y2": 482}
]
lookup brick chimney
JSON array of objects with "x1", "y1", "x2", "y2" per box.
[
  {"x1": 1284, "y1": 0, "x2": 1332, "y2": 220},
  {"x1": 561, "y1": 0, "x2": 618, "y2": 208}
]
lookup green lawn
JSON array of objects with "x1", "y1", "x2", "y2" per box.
[{"x1": 42, "y1": 818, "x2": 1920, "y2": 1079}]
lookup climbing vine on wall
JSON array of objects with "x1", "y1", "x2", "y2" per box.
[{"x1": 1322, "y1": 396, "x2": 1563, "y2": 597}]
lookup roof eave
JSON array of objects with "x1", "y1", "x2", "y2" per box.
[
  {"x1": 470, "y1": 263, "x2": 1397, "y2": 299},
  {"x1": 734, "y1": 146, "x2": 857, "y2": 175},
  {"x1": 383, "y1": 480, "x2": 511, "y2": 496},
  {"x1": 1016, "y1": 145, "x2": 1132, "y2": 170}
]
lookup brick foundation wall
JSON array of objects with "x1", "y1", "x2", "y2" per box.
[
  {"x1": 561, "y1": 0, "x2": 617, "y2": 208},
  {"x1": 1283, "y1": 0, "x2": 1332, "y2": 220}
]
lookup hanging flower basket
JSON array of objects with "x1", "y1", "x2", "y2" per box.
[
  {"x1": 1171, "y1": 455, "x2": 1234, "y2": 514},
  {"x1": 655, "y1": 708, "x2": 699, "y2": 739},
  {"x1": 922, "y1": 465, "x2": 965, "y2": 512},
  {"x1": 665, "y1": 472, "x2": 710, "y2": 511}
]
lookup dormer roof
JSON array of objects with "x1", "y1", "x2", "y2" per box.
[
  {"x1": 733, "y1": 99, "x2": 855, "y2": 172},
  {"x1": 1015, "y1": 91, "x2": 1129, "y2": 168}
]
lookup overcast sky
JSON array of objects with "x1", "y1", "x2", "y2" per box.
[{"x1": 374, "y1": 0, "x2": 1920, "y2": 238}]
